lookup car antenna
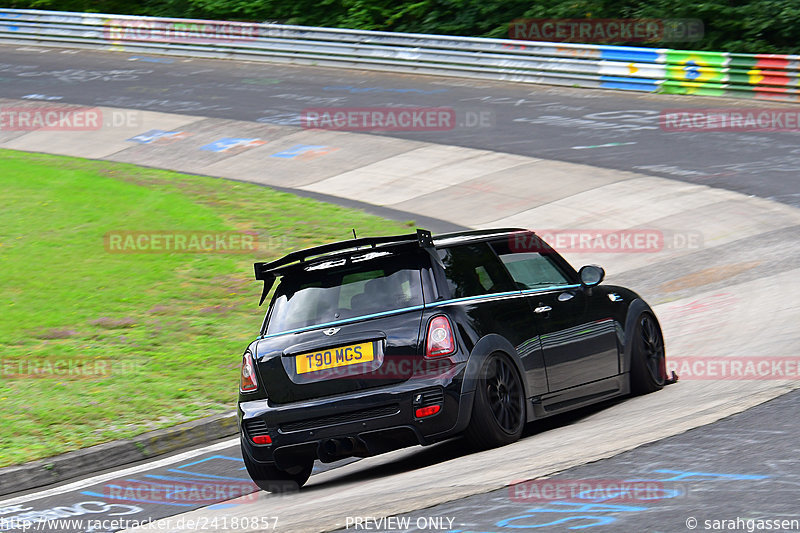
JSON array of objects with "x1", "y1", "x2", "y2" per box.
[{"x1": 352, "y1": 228, "x2": 357, "y2": 239}]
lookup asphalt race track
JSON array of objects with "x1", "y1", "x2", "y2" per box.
[
  {"x1": 1, "y1": 44, "x2": 799, "y2": 533},
  {"x1": 0, "y1": 439, "x2": 358, "y2": 533},
  {"x1": 0, "y1": 46, "x2": 799, "y2": 207},
  {"x1": 361, "y1": 388, "x2": 800, "y2": 533},
  {"x1": 3, "y1": 390, "x2": 799, "y2": 533}
]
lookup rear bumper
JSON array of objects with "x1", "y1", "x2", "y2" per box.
[{"x1": 239, "y1": 363, "x2": 470, "y2": 469}]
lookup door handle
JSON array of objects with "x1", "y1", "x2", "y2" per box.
[{"x1": 534, "y1": 305, "x2": 552, "y2": 314}]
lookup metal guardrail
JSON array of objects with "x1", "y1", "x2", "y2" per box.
[{"x1": 1, "y1": 8, "x2": 798, "y2": 101}]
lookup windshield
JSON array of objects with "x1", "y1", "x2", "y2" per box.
[{"x1": 265, "y1": 251, "x2": 425, "y2": 335}]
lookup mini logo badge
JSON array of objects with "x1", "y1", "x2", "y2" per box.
[{"x1": 323, "y1": 327, "x2": 341, "y2": 336}]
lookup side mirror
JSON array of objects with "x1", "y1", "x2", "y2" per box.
[{"x1": 579, "y1": 265, "x2": 605, "y2": 287}]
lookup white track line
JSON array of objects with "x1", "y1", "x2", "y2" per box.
[{"x1": 0, "y1": 438, "x2": 239, "y2": 506}]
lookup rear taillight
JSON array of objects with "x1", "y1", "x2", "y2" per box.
[
  {"x1": 240, "y1": 351, "x2": 258, "y2": 393},
  {"x1": 426, "y1": 315, "x2": 456, "y2": 358}
]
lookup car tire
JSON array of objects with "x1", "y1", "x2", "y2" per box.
[
  {"x1": 630, "y1": 312, "x2": 666, "y2": 395},
  {"x1": 241, "y1": 444, "x2": 313, "y2": 492},
  {"x1": 465, "y1": 352, "x2": 526, "y2": 449}
]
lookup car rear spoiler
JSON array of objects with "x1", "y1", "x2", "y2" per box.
[{"x1": 253, "y1": 229, "x2": 434, "y2": 305}]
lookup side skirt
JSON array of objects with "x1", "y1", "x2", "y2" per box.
[{"x1": 530, "y1": 374, "x2": 629, "y2": 418}]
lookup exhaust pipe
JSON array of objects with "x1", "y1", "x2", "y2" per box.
[{"x1": 320, "y1": 437, "x2": 357, "y2": 461}]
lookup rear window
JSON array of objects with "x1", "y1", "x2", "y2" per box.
[{"x1": 265, "y1": 251, "x2": 424, "y2": 334}]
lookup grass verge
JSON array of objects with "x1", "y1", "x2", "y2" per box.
[{"x1": 0, "y1": 149, "x2": 415, "y2": 467}]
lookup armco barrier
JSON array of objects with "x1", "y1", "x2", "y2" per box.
[{"x1": 0, "y1": 8, "x2": 798, "y2": 101}]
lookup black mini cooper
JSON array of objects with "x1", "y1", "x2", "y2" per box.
[{"x1": 238, "y1": 228, "x2": 669, "y2": 491}]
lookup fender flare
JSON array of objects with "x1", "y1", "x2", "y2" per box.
[
  {"x1": 461, "y1": 334, "x2": 533, "y2": 422},
  {"x1": 622, "y1": 298, "x2": 662, "y2": 373}
]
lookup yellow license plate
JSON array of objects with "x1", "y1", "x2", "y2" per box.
[{"x1": 295, "y1": 342, "x2": 375, "y2": 374}]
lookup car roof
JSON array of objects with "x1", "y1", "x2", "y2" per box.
[{"x1": 432, "y1": 228, "x2": 529, "y2": 246}]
